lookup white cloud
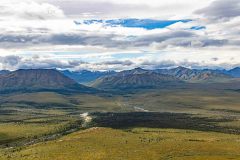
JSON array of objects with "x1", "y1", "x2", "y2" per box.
[
  {"x1": 0, "y1": 1, "x2": 65, "y2": 20},
  {"x1": 0, "y1": 0, "x2": 239, "y2": 71},
  {"x1": 195, "y1": 0, "x2": 240, "y2": 21},
  {"x1": 42, "y1": 0, "x2": 214, "y2": 19}
]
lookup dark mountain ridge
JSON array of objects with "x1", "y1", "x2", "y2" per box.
[
  {"x1": 0, "y1": 69, "x2": 94, "y2": 94},
  {"x1": 0, "y1": 70, "x2": 11, "y2": 75},
  {"x1": 1, "y1": 66, "x2": 239, "y2": 92},
  {"x1": 155, "y1": 66, "x2": 231, "y2": 82},
  {"x1": 227, "y1": 67, "x2": 240, "y2": 77},
  {"x1": 90, "y1": 66, "x2": 240, "y2": 90},
  {"x1": 91, "y1": 68, "x2": 182, "y2": 89}
]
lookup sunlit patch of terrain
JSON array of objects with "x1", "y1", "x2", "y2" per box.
[{"x1": 1, "y1": 127, "x2": 239, "y2": 160}]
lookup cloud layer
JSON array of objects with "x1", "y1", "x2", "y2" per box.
[{"x1": 0, "y1": 0, "x2": 239, "y2": 71}]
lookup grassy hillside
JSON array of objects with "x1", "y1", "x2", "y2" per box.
[
  {"x1": 126, "y1": 88, "x2": 240, "y2": 113},
  {"x1": 0, "y1": 91, "x2": 127, "y2": 148},
  {"x1": 1, "y1": 127, "x2": 239, "y2": 160},
  {"x1": 0, "y1": 86, "x2": 239, "y2": 160}
]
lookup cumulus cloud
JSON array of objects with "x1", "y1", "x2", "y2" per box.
[
  {"x1": 0, "y1": 55, "x2": 135, "y2": 71},
  {"x1": 0, "y1": 56, "x2": 21, "y2": 68},
  {"x1": 145, "y1": 61, "x2": 188, "y2": 69},
  {"x1": 0, "y1": 49, "x2": 240, "y2": 71},
  {"x1": 101, "y1": 60, "x2": 134, "y2": 66},
  {"x1": 46, "y1": 0, "x2": 212, "y2": 19},
  {"x1": 195, "y1": 0, "x2": 240, "y2": 21},
  {"x1": 0, "y1": 0, "x2": 239, "y2": 71},
  {"x1": 0, "y1": 1, "x2": 65, "y2": 20},
  {"x1": 0, "y1": 55, "x2": 89, "y2": 70},
  {"x1": 0, "y1": 30, "x2": 232, "y2": 50}
]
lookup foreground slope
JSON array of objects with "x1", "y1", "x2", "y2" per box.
[{"x1": 2, "y1": 127, "x2": 239, "y2": 160}]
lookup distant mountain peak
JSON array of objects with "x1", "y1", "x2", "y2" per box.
[
  {"x1": 228, "y1": 67, "x2": 240, "y2": 77},
  {"x1": 0, "y1": 70, "x2": 10, "y2": 76},
  {"x1": 91, "y1": 68, "x2": 180, "y2": 90},
  {"x1": 0, "y1": 69, "x2": 98, "y2": 94},
  {"x1": 130, "y1": 67, "x2": 147, "y2": 74},
  {"x1": 0, "y1": 69, "x2": 77, "y2": 89},
  {"x1": 156, "y1": 66, "x2": 231, "y2": 81},
  {"x1": 174, "y1": 66, "x2": 191, "y2": 70},
  {"x1": 231, "y1": 67, "x2": 240, "y2": 70},
  {"x1": 133, "y1": 67, "x2": 145, "y2": 71}
]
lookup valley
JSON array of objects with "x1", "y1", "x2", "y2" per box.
[
  {"x1": 0, "y1": 68, "x2": 240, "y2": 159},
  {"x1": 2, "y1": 0, "x2": 240, "y2": 159}
]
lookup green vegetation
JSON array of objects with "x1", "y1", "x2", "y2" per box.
[
  {"x1": 1, "y1": 127, "x2": 239, "y2": 160},
  {"x1": 127, "y1": 88, "x2": 240, "y2": 113},
  {"x1": 0, "y1": 86, "x2": 239, "y2": 160}
]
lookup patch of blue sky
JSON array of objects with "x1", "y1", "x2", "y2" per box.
[
  {"x1": 74, "y1": 19, "x2": 192, "y2": 30},
  {"x1": 190, "y1": 26, "x2": 206, "y2": 30},
  {"x1": 105, "y1": 19, "x2": 192, "y2": 30}
]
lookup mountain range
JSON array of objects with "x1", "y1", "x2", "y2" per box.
[
  {"x1": 58, "y1": 67, "x2": 240, "y2": 84},
  {"x1": 155, "y1": 66, "x2": 231, "y2": 82},
  {"x1": 0, "y1": 66, "x2": 240, "y2": 92},
  {"x1": 90, "y1": 66, "x2": 239, "y2": 89},
  {"x1": 91, "y1": 68, "x2": 182, "y2": 89}
]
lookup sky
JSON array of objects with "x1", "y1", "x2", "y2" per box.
[{"x1": 0, "y1": 0, "x2": 240, "y2": 71}]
